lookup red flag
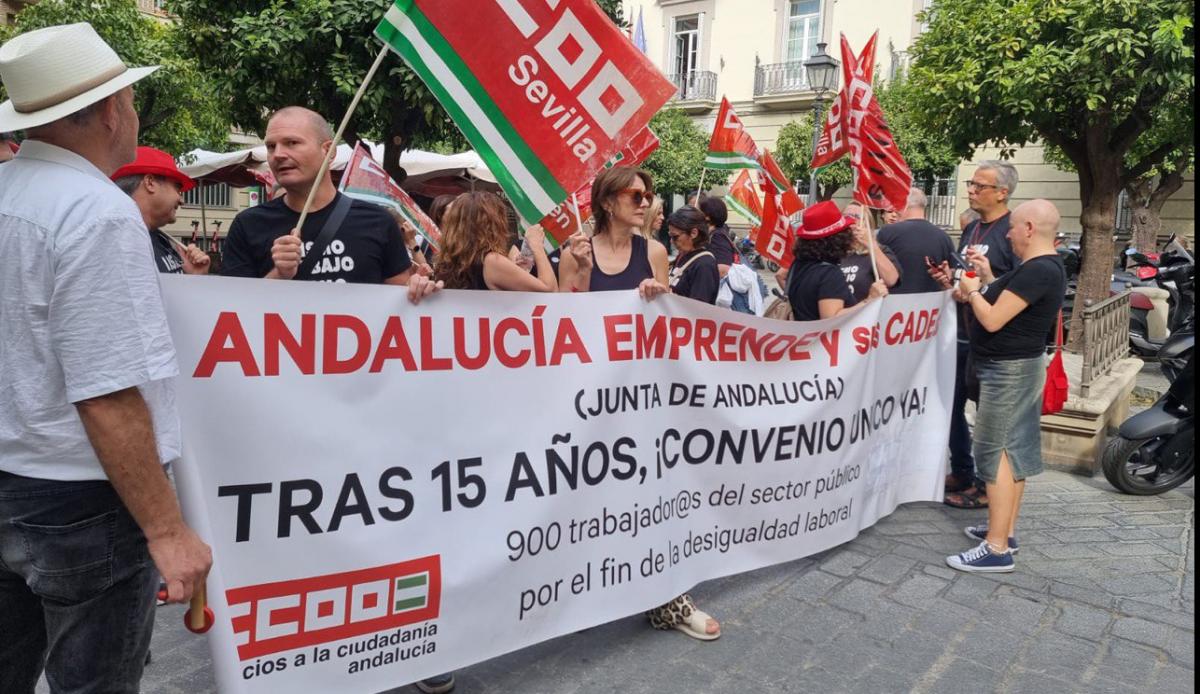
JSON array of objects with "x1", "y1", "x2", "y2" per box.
[
  {"x1": 724, "y1": 169, "x2": 762, "y2": 226},
  {"x1": 811, "y1": 33, "x2": 912, "y2": 212},
  {"x1": 754, "y1": 186, "x2": 795, "y2": 268},
  {"x1": 758, "y1": 150, "x2": 804, "y2": 217},
  {"x1": 540, "y1": 126, "x2": 660, "y2": 244},
  {"x1": 705, "y1": 98, "x2": 760, "y2": 170},
  {"x1": 340, "y1": 142, "x2": 442, "y2": 250}
]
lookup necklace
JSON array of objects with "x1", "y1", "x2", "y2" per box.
[{"x1": 968, "y1": 211, "x2": 1010, "y2": 248}]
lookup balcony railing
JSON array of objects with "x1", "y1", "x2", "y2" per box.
[
  {"x1": 754, "y1": 61, "x2": 810, "y2": 97},
  {"x1": 667, "y1": 71, "x2": 718, "y2": 103}
]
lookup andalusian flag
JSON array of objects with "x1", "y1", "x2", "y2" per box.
[
  {"x1": 374, "y1": 1, "x2": 675, "y2": 224},
  {"x1": 759, "y1": 150, "x2": 805, "y2": 217},
  {"x1": 704, "y1": 98, "x2": 760, "y2": 170},
  {"x1": 724, "y1": 169, "x2": 762, "y2": 227}
]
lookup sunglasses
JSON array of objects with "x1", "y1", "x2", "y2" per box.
[
  {"x1": 965, "y1": 180, "x2": 1001, "y2": 191},
  {"x1": 617, "y1": 188, "x2": 655, "y2": 206}
]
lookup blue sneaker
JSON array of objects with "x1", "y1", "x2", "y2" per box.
[
  {"x1": 946, "y1": 541, "x2": 1015, "y2": 573},
  {"x1": 964, "y1": 525, "x2": 1019, "y2": 554},
  {"x1": 415, "y1": 674, "x2": 455, "y2": 694}
]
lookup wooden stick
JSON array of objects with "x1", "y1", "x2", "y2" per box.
[
  {"x1": 863, "y1": 207, "x2": 880, "y2": 280},
  {"x1": 188, "y1": 584, "x2": 207, "y2": 631},
  {"x1": 293, "y1": 48, "x2": 389, "y2": 235},
  {"x1": 695, "y1": 168, "x2": 708, "y2": 203},
  {"x1": 572, "y1": 192, "x2": 586, "y2": 237}
]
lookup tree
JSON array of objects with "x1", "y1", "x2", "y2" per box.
[
  {"x1": 908, "y1": 0, "x2": 1194, "y2": 344},
  {"x1": 640, "y1": 108, "x2": 706, "y2": 198},
  {"x1": 773, "y1": 116, "x2": 851, "y2": 201},
  {"x1": 1045, "y1": 91, "x2": 1194, "y2": 254},
  {"x1": 169, "y1": 0, "x2": 628, "y2": 182},
  {"x1": 0, "y1": 0, "x2": 230, "y2": 155}
]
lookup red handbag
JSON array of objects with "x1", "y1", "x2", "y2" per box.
[{"x1": 1043, "y1": 311, "x2": 1069, "y2": 415}]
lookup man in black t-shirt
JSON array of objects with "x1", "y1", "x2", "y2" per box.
[
  {"x1": 877, "y1": 188, "x2": 956, "y2": 295},
  {"x1": 221, "y1": 107, "x2": 438, "y2": 301},
  {"x1": 937, "y1": 161, "x2": 1020, "y2": 509},
  {"x1": 112, "y1": 146, "x2": 211, "y2": 275}
]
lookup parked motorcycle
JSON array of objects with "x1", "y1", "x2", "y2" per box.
[
  {"x1": 1120, "y1": 236, "x2": 1195, "y2": 357},
  {"x1": 738, "y1": 236, "x2": 779, "y2": 272},
  {"x1": 1101, "y1": 326, "x2": 1194, "y2": 495}
]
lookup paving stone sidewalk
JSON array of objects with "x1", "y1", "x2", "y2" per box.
[{"x1": 113, "y1": 469, "x2": 1193, "y2": 694}]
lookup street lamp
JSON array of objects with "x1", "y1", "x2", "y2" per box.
[{"x1": 804, "y1": 42, "x2": 840, "y2": 205}]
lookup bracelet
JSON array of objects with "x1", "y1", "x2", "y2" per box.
[{"x1": 968, "y1": 289, "x2": 982, "y2": 300}]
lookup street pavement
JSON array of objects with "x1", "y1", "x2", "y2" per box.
[{"x1": 91, "y1": 469, "x2": 1192, "y2": 694}]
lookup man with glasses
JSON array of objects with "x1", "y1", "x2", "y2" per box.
[
  {"x1": 940, "y1": 161, "x2": 1019, "y2": 509},
  {"x1": 113, "y1": 146, "x2": 212, "y2": 275}
]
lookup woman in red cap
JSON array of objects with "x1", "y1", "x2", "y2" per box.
[{"x1": 786, "y1": 200, "x2": 888, "y2": 321}]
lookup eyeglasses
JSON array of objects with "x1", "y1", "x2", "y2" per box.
[
  {"x1": 965, "y1": 180, "x2": 1002, "y2": 191},
  {"x1": 617, "y1": 189, "x2": 655, "y2": 206}
]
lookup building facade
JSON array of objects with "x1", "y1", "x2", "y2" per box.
[{"x1": 627, "y1": 0, "x2": 1194, "y2": 243}]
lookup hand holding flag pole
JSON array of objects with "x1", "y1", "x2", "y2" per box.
[{"x1": 293, "y1": 48, "x2": 390, "y2": 235}]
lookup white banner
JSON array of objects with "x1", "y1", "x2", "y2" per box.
[{"x1": 161, "y1": 276, "x2": 955, "y2": 693}]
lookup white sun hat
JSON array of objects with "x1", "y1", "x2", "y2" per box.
[{"x1": 0, "y1": 22, "x2": 159, "y2": 132}]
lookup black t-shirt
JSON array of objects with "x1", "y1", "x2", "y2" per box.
[
  {"x1": 876, "y1": 219, "x2": 956, "y2": 294},
  {"x1": 670, "y1": 250, "x2": 720, "y2": 304},
  {"x1": 708, "y1": 225, "x2": 737, "y2": 266},
  {"x1": 839, "y1": 244, "x2": 900, "y2": 306},
  {"x1": 787, "y1": 259, "x2": 854, "y2": 322},
  {"x1": 221, "y1": 193, "x2": 411, "y2": 283},
  {"x1": 956, "y1": 213, "x2": 1018, "y2": 339},
  {"x1": 151, "y1": 229, "x2": 184, "y2": 274},
  {"x1": 969, "y1": 255, "x2": 1066, "y2": 360}
]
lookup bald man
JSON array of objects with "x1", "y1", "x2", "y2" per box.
[
  {"x1": 221, "y1": 107, "x2": 430, "y2": 291},
  {"x1": 947, "y1": 199, "x2": 1066, "y2": 573}
]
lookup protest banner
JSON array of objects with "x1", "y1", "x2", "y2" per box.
[
  {"x1": 340, "y1": 142, "x2": 442, "y2": 250},
  {"x1": 162, "y1": 276, "x2": 954, "y2": 693},
  {"x1": 540, "y1": 126, "x2": 660, "y2": 245},
  {"x1": 374, "y1": 0, "x2": 676, "y2": 225}
]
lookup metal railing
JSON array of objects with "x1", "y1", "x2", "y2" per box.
[
  {"x1": 754, "y1": 61, "x2": 810, "y2": 96},
  {"x1": 914, "y1": 178, "x2": 957, "y2": 229},
  {"x1": 667, "y1": 71, "x2": 718, "y2": 102},
  {"x1": 183, "y1": 182, "x2": 233, "y2": 209},
  {"x1": 1078, "y1": 290, "x2": 1132, "y2": 397}
]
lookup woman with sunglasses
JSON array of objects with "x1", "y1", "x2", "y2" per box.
[
  {"x1": 559, "y1": 168, "x2": 718, "y2": 641},
  {"x1": 666, "y1": 206, "x2": 720, "y2": 304},
  {"x1": 559, "y1": 166, "x2": 669, "y2": 297}
]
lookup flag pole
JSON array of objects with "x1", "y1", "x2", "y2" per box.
[
  {"x1": 572, "y1": 192, "x2": 585, "y2": 237},
  {"x1": 294, "y1": 48, "x2": 390, "y2": 235},
  {"x1": 695, "y1": 168, "x2": 708, "y2": 203}
]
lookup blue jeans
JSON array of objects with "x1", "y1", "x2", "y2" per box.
[
  {"x1": 949, "y1": 341, "x2": 977, "y2": 480},
  {"x1": 0, "y1": 471, "x2": 157, "y2": 694}
]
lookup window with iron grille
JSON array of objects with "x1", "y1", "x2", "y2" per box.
[{"x1": 182, "y1": 182, "x2": 232, "y2": 209}]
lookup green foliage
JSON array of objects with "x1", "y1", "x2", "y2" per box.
[
  {"x1": 908, "y1": 0, "x2": 1193, "y2": 182},
  {"x1": 0, "y1": 0, "x2": 230, "y2": 154},
  {"x1": 773, "y1": 115, "x2": 850, "y2": 200},
  {"x1": 641, "y1": 108, "x2": 706, "y2": 196},
  {"x1": 875, "y1": 74, "x2": 960, "y2": 181}
]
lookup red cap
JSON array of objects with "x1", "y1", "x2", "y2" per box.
[
  {"x1": 795, "y1": 200, "x2": 857, "y2": 240},
  {"x1": 111, "y1": 146, "x2": 195, "y2": 192}
]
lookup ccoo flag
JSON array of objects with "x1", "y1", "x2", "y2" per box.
[
  {"x1": 704, "y1": 97, "x2": 760, "y2": 170},
  {"x1": 758, "y1": 150, "x2": 805, "y2": 217},
  {"x1": 374, "y1": 0, "x2": 676, "y2": 225},
  {"x1": 724, "y1": 169, "x2": 762, "y2": 227},
  {"x1": 340, "y1": 142, "x2": 442, "y2": 250}
]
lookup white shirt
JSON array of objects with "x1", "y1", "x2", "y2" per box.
[{"x1": 0, "y1": 141, "x2": 180, "y2": 481}]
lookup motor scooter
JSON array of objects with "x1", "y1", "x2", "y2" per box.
[{"x1": 1121, "y1": 236, "x2": 1195, "y2": 357}]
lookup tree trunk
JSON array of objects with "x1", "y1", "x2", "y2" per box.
[
  {"x1": 1068, "y1": 188, "x2": 1120, "y2": 352},
  {"x1": 1127, "y1": 168, "x2": 1187, "y2": 254}
]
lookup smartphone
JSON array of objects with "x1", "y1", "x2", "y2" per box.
[{"x1": 948, "y1": 251, "x2": 970, "y2": 269}]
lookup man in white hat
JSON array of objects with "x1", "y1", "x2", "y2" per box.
[{"x1": 0, "y1": 23, "x2": 211, "y2": 693}]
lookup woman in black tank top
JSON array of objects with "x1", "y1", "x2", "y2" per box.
[
  {"x1": 558, "y1": 166, "x2": 670, "y2": 296},
  {"x1": 558, "y1": 168, "x2": 720, "y2": 641},
  {"x1": 433, "y1": 192, "x2": 557, "y2": 292}
]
